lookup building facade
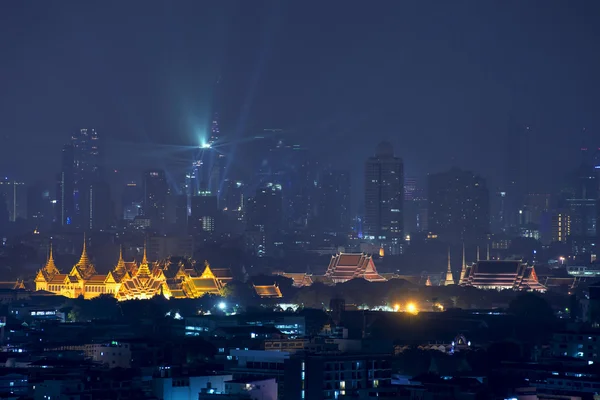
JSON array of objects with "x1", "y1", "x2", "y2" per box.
[
  {"x1": 428, "y1": 167, "x2": 490, "y2": 243},
  {"x1": 364, "y1": 142, "x2": 404, "y2": 255},
  {"x1": 34, "y1": 239, "x2": 231, "y2": 300}
]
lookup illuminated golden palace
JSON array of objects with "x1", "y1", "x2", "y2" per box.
[{"x1": 35, "y1": 240, "x2": 231, "y2": 300}]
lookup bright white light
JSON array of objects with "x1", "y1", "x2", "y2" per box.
[
  {"x1": 218, "y1": 302, "x2": 226, "y2": 310},
  {"x1": 201, "y1": 143, "x2": 211, "y2": 149}
]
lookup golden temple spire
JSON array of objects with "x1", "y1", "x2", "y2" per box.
[
  {"x1": 77, "y1": 232, "x2": 90, "y2": 268},
  {"x1": 43, "y1": 242, "x2": 59, "y2": 275},
  {"x1": 425, "y1": 276, "x2": 432, "y2": 286},
  {"x1": 115, "y1": 245, "x2": 125, "y2": 272},
  {"x1": 460, "y1": 243, "x2": 467, "y2": 282},
  {"x1": 136, "y1": 241, "x2": 151, "y2": 275},
  {"x1": 142, "y1": 240, "x2": 148, "y2": 265},
  {"x1": 443, "y1": 247, "x2": 455, "y2": 286},
  {"x1": 201, "y1": 261, "x2": 215, "y2": 279}
]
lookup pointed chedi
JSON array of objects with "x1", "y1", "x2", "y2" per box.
[
  {"x1": 44, "y1": 242, "x2": 59, "y2": 275},
  {"x1": 459, "y1": 243, "x2": 467, "y2": 283},
  {"x1": 443, "y1": 247, "x2": 455, "y2": 286}
]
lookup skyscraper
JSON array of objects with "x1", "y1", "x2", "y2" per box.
[
  {"x1": 70, "y1": 129, "x2": 102, "y2": 229},
  {"x1": 319, "y1": 170, "x2": 351, "y2": 233},
  {"x1": 143, "y1": 169, "x2": 168, "y2": 231},
  {"x1": 87, "y1": 180, "x2": 112, "y2": 231},
  {"x1": 0, "y1": 178, "x2": 26, "y2": 222},
  {"x1": 428, "y1": 168, "x2": 490, "y2": 243},
  {"x1": 122, "y1": 182, "x2": 142, "y2": 221},
  {"x1": 245, "y1": 184, "x2": 283, "y2": 256},
  {"x1": 364, "y1": 142, "x2": 404, "y2": 254},
  {"x1": 189, "y1": 193, "x2": 218, "y2": 234},
  {"x1": 72, "y1": 128, "x2": 101, "y2": 181},
  {"x1": 564, "y1": 163, "x2": 598, "y2": 256},
  {"x1": 56, "y1": 144, "x2": 75, "y2": 227}
]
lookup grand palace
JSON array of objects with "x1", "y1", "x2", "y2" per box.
[{"x1": 33, "y1": 240, "x2": 233, "y2": 300}]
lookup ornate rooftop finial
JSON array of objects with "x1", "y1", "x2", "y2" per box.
[
  {"x1": 137, "y1": 241, "x2": 151, "y2": 275},
  {"x1": 460, "y1": 242, "x2": 467, "y2": 282},
  {"x1": 142, "y1": 240, "x2": 148, "y2": 265},
  {"x1": 443, "y1": 247, "x2": 455, "y2": 286},
  {"x1": 44, "y1": 242, "x2": 59, "y2": 275},
  {"x1": 115, "y1": 245, "x2": 125, "y2": 272},
  {"x1": 77, "y1": 232, "x2": 90, "y2": 268}
]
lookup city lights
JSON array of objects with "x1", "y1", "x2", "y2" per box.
[
  {"x1": 406, "y1": 303, "x2": 417, "y2": 314},
  {"x1": 218, "y1": 302, "x2": 226, "y2": 310}
]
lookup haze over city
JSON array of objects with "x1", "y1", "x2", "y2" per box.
[{"x1": 1, "y1": 2, "x2": 600, "y2": 400}]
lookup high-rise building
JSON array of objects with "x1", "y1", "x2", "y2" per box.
[
  {"x1": 122, "y1": 182, "x2": 142, "y2": 221},
  {"x1": 0, "y1": 178, "x2": 26, "y2": 222},
  {"x1": 551, "y1": 212, "x2": 571, "y2": 243},
  {"x1": 69, "y1": 129, "x2": 102, "y2": 229},
  {"x1": 56, "y1": 144, "x2": 75, "y2": 227},
  {"x1": 27, "y1": 183, "x2": 53, "y2": 229},
  {"x1": 564, "y1": 164, "x2": 598, "y2": 256},
  {"x1": 86, "y1": 180, "x2": 112, "y2": 231},
  {"x1": 189, "y1": 193, "x2": 218, "y2": 234},
  {"x1": 364, "y1": 142, "x2": 404, "y2": 254},
  {"x1": 505, "y1": 125, "x2": 532, "y2": 232},
  {"x1": 72, "y1": 128, "x2": 101, "y2": 181},
  {"x1": 319, "y1": 170, "x2": 351, "y2": 233},
  {"x1": 143, "y1": 169, "x2": 168, "y2": 231},
  {"x1": 245, "y1": 184, "x2": 283, "y2": 256},
  {"x1": 428, "y1": 168, "x2": 490, "y2": 243}
]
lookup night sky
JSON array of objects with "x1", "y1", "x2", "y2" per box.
[{"x1": 1, "y1": 0, "x2": 599, "y2": 194}]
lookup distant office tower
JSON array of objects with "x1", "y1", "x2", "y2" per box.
[
  {"x1": 174, "y1": 194, "x2": 188, "y2": 232},
  {"x1": 72, "y1": 128, "x2": 101, "y2": 180},
  {"x1": 428, "y1": 168, "x2": 490, "y2": 243},
  {"x1": 490, "y1": 190, "x2": 507, "y2": 233},
  {"x1": 364, "y1": 142, "x2": 404, "y2": 254},
  {"x1": 505, "y1": 125, "x2": 532, "y2": 232},
  {"x1": 87, "y1": 180, "x2": 112, "y2": 231},
  {"x1": 27, "y1": 183, "x2": 53, "y2": 228},
  {"x1": 319, "y1": 170, "x2": 351, "y2": 233},
  {"x1": 0, "y1": 178, "x2": 26, "y2": 222},
  {"x1": 404, "y1": 178, "x2": 429, "y2": 235},
  {"x1": 564, "y1": 163, "x2": 598, "y2": 255},
  {"x1": 551, "y1": 212, "x2": 571, "y2": 243},
  {"x1": 122, "y1": 182, "x2": 142, "y2": 221},
  {"x1": 56, "y1": 144, "x2": 75, "y2": 227},
  {"x1": 221, "y1": 179, "x2": 245, "y2": 233},
  {"x1": 221, "y1": 179, "x2": 244, "y2": 213},
  {"x1": 404, "y1": 177, "x2": 417, "y2": 201},
  {"x1": 143, "y1": 170, "x2": 168, "y2": 231},
  {"x1": 70, "y1": 129, "x2": 102, "y2": 229},
  {"x1": 189, "y1": 193, "x2": 218, "y2": 234},
  {"x1": 0, "y1": 192, "x2": 8, "y2": 228},
  {"x1": 254, "y1": 135, "x2": 318, "y2": 229},
  {"x1": 246, "y1": 184, "x2": 283, "y2": 256}
]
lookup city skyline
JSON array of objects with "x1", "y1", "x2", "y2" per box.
[{"x1": 1, "y1": 1, "x2": 599, "y2": 196}]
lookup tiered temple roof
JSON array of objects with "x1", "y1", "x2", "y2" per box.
[
  {"x1": 324, "y1": 253, "x2": 385, "y2": 284},
  {"x1": 178, "y1": 263, "x2": 223, "y2": 298},
  {"x1": 0, "y1": 280, "x2": 25, "y2": 290},
  {"x1": 34, "y1": 239, "x2": 231, "y2": 300},
  {"x1": 253, "y1": 284, "x2": 283, "y2": 298},
  {"x1": 460, "y1": 260, "x2": 546, "y2": 292},
  {"x1": 273, "y1": 272, "x2": 314, "y2": 288}
]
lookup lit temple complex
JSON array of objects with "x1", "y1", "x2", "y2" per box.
[
  {"x1": 324, "y1": 253, "x2": 386, "y2": 284},
  {"x1": 459, "y1": 260, "x2": 546, "y2": 292},
  {"x1": 34, "y1": 240, "x2": 232, "y2": 300}
]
